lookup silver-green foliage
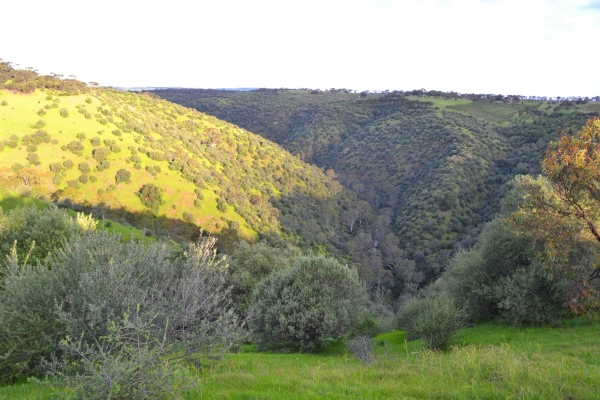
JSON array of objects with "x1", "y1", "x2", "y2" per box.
[
  {"x1": 0, "y1": 205, "x2": 86, "y2": 270},
  {"x1": 398, "y1": 295, "x2": 466, "y2": 350},
  {"x1": 250, "y1": 255, "x2": 368, "y2": 351},
  {"x1": 0, "y1": 227, "x2": 246, "y2": 396}
]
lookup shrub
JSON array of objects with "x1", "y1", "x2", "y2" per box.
[
  {"x1": 67, "y1": 180, "x2": 80, "y2": 189},
  {"x1": 194, "y1": 199, "x2": 202, "y2": 207},
  {"x1": 59, "y1": 108, "x2": 69, "y2": 117},
  {"x1": 26, "y1": 144, "x2": 37, "y2": 153},
  {"x1": 76, "y1": 132, "x2": 86, "y2": 140},
  {"x1": 227, "y1": 242, "x2": 292, "y2": 317},
  {"x1": 90, "y1": 137, "x2": 101, "y2": 147},
  {"x1": 346, "y1": 336, "x2": 375, "y2": 366},
  {"x1": 79, "y1": 175, "x2": 88, "y2": 184},
  {"x1": 1, "y1": 100, "x2": 8, "y2": 106},
  {"x1": 63, "y1": 159, "x2": 74, "y2": 169},
  {"x1": 89, "y1": 175, "x2": 97, "y2": 183},
  {"x1": 11, "y1": 163, "x2": 24, "y2": 172},
  {"x1": 488, "y1": 262, "x2": 569, "y2": 326},
  {"x1": 0, "y1": 206, "x2": 92, "y2": 274},
  {"x1": 216, "y1": 198, "x2": 228, "y2": 212},
  {"x1": 92, "y1": 147, "x2": 110, "y2": 163},
  {"x1": 26, "y1": 153, "x2": 41, "y2": 165},
  {"x1": 111, "y1": 145, "x2": 121, "y2": 153},
  {"x1": 137, "y1": 183, "x2": 164, "y2": 213},
  {"x1": 115, "y1": 169, "x2": 131, "y2": 184},
  {"x1": 0, "y1": 230, "x2": 245, "y2": 394},
  {"x1": 66, "y1": 141, "x2": 84, "y2": 155},
  {"x1": 31, "y1": 120, "x2": 46, "y2": 129},
  {"x1": 250, "y1": 254, "x2": 368, "y2": 351},
  {"x1": 78, "y1": 162, "x2": 90, "y2": 174},
  {"x1": 398, "y1": 295, "x2": 466, "y2": 350},
  {"x1": 441, "y1": 218, "x2": 573, "y2": 324}
]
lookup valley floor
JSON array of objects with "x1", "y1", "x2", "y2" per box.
[{"x1": 2, "y1": 320, "x2": 599, "y2": 399}]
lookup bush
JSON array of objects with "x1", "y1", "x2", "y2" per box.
[
  {"x1": 227, "y1": 241, "x2": 292, "y2": 317},
  {"x1": 0, "y1": 230, "x2": 245, "y2": 394},
  {"x1": 137, "y1": 183, "x2": 164, "y2": 213},
  {"x1": 0, "y1": 206, "x2": 91, "y2": 272},
  {"x1": 346, "y1": 336, "x2": 375, "y2": 366},
  {"x1": 398, "y1": 295, "x2": 466, "y2": 350},
  {"x1": 441, "y1": 218, "x2": 573, "y2": 325},
  {"x1": 250, "y1": 254, "x2": 368, "y2": 351},
  {"x1": 27, "y1": 153, "x2": 41, "y2": 165},
  {"x1": 59, "y1": 108, "x2": 69, "y2": 117},
  {"x1": 1, "y1": 100, "x2": 8, "y2": 106},
  {"x1": 78, "y1": 162, "x2": 90, "y2": 174},
  {"x1": 89, "y1": 175, "x2": 97, "y2": 183},
  {"x1": 79, "y1": 175, "x2": 88, "y2": 184},
  {"x1": 488, "y1": 262, "x2": 569, "y2": 326},
  {"x1": 115, "y1": 169, "x2": 131, "y2": 184},
  {"x1": 92, "y1": 147, "x2": 110, "y2": 163}
]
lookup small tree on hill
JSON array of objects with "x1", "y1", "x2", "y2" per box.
[
  {"x1": 137, "y1": 183, "x2": 164, "y2": 213},
  {"x1": 93, "y1": 147, "x2": 110, "y2": 163},
  {"x1": 115, "y1": 169, "x2": 131, "y2": 184}
]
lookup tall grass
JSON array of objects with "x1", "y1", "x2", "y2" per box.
[{"x1": 1, "y1": 315, "x2": 598, "y2": 398}]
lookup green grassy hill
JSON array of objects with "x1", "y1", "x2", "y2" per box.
[
  {"x1": 155, "y1": 89, "x2": 597, "y2": 277},
  {"x1": 0, "y1": 65, "x2": 362, "y2": 252}
]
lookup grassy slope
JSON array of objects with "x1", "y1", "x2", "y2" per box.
[
  {"x1": 0, "y1": 89, "x2": 252, "y2": 237},
  {"x1": 2, "y1": 319, "x2": 598, "y2": 399},
  {"x1": 0, "y1": 87, "x2": 355, "y2": 250}
]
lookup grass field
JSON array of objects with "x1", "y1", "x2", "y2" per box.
[
  {"x1": 1, "y1": 318, "x2": 598, "y2": 399},
  {"x1": 580, "y1": 102, "x2": 600, "y2": 113}
]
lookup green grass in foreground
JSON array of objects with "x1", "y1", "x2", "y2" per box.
[{"x1": 2, "y1": 319, "x2": 599, "y2": 399}]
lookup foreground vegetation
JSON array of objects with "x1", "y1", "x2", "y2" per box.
[{"x1": 2, "y1": 320, "x2": 598, "y2": 399}]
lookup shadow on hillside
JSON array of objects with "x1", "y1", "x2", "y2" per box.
[{"x1": 0, "y1": 193, "x2": 244, "y2": 254}]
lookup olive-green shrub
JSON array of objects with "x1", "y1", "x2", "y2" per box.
[
  {"x1": 398, "y1": 295, "x2": 466, "y2": 350},
  {"x1": 250, "y1": 254, "x2": 368, "y2": 351}
]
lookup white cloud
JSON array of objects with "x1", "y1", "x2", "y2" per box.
[{"x1": 0, "y1": 0, "x2": 598, "y2": 96}]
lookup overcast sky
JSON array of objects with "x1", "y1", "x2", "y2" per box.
[{"x1": 2, "y1": 0, "x2": 599, "y2": 96}]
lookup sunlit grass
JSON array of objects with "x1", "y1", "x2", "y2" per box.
[{"x1": 3, "y1": 320, "x2": 597, "y2": 399}]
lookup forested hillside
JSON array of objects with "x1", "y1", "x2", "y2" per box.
[
  {"x1": 0, "y1": 62, "x2": 369, "y2": 255},
  {"x1": 155, "y1": 88, "x2": 596, "y2": 278}
]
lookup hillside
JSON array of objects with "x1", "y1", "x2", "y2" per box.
[
  {"x1": 155, "y1": 88, "x2": 596, "y2": 277},
  {"x1": 0, "y1": 63, "x2": 363, "y2": 254}
]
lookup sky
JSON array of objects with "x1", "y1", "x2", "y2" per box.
[{"x1": 2, "y1": 0, "x2": 600, "y2": 97}]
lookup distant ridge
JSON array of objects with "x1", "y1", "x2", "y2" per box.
[{"x1": 118, "y1": 87, "x2": 259, "y2": 92}]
